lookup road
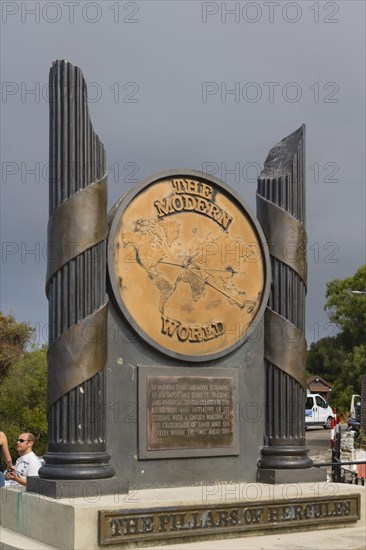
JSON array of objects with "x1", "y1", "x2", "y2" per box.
[{"x1": 305, "y1": 424, "x2": 341, "y2": 464}]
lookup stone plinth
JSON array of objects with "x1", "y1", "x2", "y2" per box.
[
  {"x1": 257, "y1": 467, "x2": 327, "y2": 484},
  {"x1": 0, "y1": 483, "x2": 363, "y2": 550}
]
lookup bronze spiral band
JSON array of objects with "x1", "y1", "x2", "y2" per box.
[
  {"x1": 46, "y1": 175, "x2": 108, "y2": 294},
  {"x1": 47, "y1": 304, "x2": 108, "y2": 409},
  {"x1": 256, "y1": 194, "x2": 307, "y2": 286},
  {"x1": 264, "y1": 309, "x2": 307, "y2": 390}
]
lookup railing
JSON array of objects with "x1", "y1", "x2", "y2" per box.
[
  {"x1": 313, "y1": 430, "x2": 366, "y2": 484},
  {"x1": 313, "y1": 460, "x2": 366, "y2": 484}
]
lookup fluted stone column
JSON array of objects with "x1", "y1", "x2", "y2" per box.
[
  {"x1": 256, "y1": 126, "x2": 326, "y2": 483},
  {"x1": 39, "y1": 60, "x2": 114, "y2": 481}
]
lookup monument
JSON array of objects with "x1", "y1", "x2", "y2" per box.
[
  {"x1": 38, "y1": 59, "x2": 313, "y2": 488},
  {"x1": 1, "y1": 60, "x2": 362, "y2": 549}
]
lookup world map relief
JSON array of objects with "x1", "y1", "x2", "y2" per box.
[{"x1": 121, "y1": 218, "x2": 256, "y2": 315}]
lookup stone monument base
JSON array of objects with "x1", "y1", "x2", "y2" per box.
[{"x1": 0, "y1": 483, "x2": 363, "y2": 549}]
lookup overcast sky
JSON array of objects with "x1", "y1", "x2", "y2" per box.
[{"x1": 1, "y1": 0, "x2": 365, "y2": 347}]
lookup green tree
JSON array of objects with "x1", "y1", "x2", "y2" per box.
[
  {"x1": 0, "y1": 311, "x2": 47, "y2": 463},
  {"x1": 329, "y1": 344, "x2": 366, "y2": 411},
  {"x1": 307, "y1": 336, "x2": 346, "y2": 383},
  {"x1": 0, "y1": 311, "x2": 34, "y2": 379},
  {"x1": 307, "y1": 264, "x2": 366, "y2": 413},
  {"x1": 0, "y1": 346, "x2": 48, "y2": 462},
  {"x1": 325, "y1": 264, "x2": 366, "y2": 349}
]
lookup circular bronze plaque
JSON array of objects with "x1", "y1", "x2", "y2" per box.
[{"x1": 108, "y1": 170, "x2": 270, "y2": 361}]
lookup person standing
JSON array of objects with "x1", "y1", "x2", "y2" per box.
[
  {"x1": 5, "y1": 433, "x2": 41, "y2": 487},
  {"x1": 0, "y1": 431, "x2": 13, "y2": 487}
]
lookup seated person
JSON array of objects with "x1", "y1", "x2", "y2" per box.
[{"x1": 5, "y1": 433, "x2": 41, "y2": 487}]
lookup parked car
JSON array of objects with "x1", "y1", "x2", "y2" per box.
[{"x1": 305, "y1": 393, "x2": 335, "y2": 429}]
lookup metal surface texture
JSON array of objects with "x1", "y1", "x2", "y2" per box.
[
  {"x1": 99, "y1": 495, "x2": 360, "y2": 546},
  {"x1": 108, "y1": 169, "x2": 271, "y2": 361},
  {"x1": 256, "y1": 125, "x2": 311, "y2": 472},
  {"x1": 264, "y1": 309, "x2": 307, "y2": 390},
  {"x1": 46, "y1": 175, "x2": 108, "y2": 289},
  {"x1": 47, "y1": 304, "x2": 108, "y2": 408},
  {"x1": 138, "y1": 366, "x2": 240, "y2": 459},
  {"x1": 40, "y1": 60, "x2": 113, "y2": 481},
  {"x1": 256, "y1": 195, "x2": 307, "y2": 284}
]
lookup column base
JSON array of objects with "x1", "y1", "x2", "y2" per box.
[
  {"x1": 27, "y1": 476, "x2": 128, "y2": 499},
  {"x1": 39, "y1": 451, "x2": 115, "y2": 480},
  {"x1": 257, "y1": 467, "x2": 327, "y2": 484},
  {"x1": 257, "y1": 445, "x2": 313, "y2": 470}
]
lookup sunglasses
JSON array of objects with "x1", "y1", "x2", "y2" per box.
[{"x1": 16, "y1": 438, "x2": 29, "y2": 443}]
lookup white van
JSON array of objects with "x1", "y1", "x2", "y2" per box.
[
  {"x1": 350, "y1": 394, "x2": 361, "y2": 418},
  {"x1": 305, "y1": 393, "x2": 335, "y2": 429}
]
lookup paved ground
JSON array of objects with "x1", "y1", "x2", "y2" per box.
[{"x1": 306, "y1": 423, "x2": 334, "y2": 465}]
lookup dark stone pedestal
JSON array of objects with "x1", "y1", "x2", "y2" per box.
[
  {"x1": 257, "y1": 467, "x2": 327, "y2": 484},
  {"x1": 26, "y1": 476, "x2": 128, "y2": 499}
]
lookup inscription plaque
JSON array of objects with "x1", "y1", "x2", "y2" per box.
[
  {"x1": 99, "y1": 494, "x2": 360, "y2": 546},
  {"x1": 138, "y1": 367, "x2": 239, "y2": 458}
]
